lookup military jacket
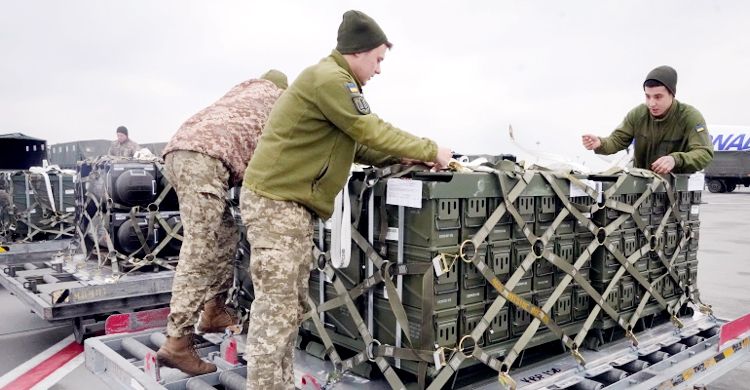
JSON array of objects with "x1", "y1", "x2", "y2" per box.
[
  {"x1": 162, "y1": 79, "x2": 284, "y2": 186},
  {"x1": 108, "y1": 139, "x2": 140, "y2": 158},
  {"x1": 243, "y1": 50, "x2": 437, "y2": 220},
  {"x1": 596, "y1": 100, "x2": 714, "y2": 173}
]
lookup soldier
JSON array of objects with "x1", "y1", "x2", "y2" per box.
[
  {"x1": 582, "y1": 65, "x2": 713, "y2": 174},
  {"x1": 107, "y1": 126, "x2": 140, "y2": 157},
  {"x1": 156, "y1": 70, "x2": 288, "y2": 375},
  {"x1": 240, "y1": 11, "x2": 452, "y2": 390}
]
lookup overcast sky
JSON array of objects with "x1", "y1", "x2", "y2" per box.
[{"x1": 2, "y1": 1, "x2": 748, "y2": 171}]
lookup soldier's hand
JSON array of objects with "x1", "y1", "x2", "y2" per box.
[
  {"x1": 434, "y1": 145, "x2": 453, "y2": 170},
  {"x1": 582, "y1": 134, "x2": 601, "y2": 150},
  {"x1": 651, "y1": 156, "x2": 676, "y2": 174}
]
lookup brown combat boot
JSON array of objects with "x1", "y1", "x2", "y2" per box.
[
  {"x1": 156, "y1": 334, "x2": 217, "y2": 376},
  {"x1": 197, "y1": 297, "x2": 237, "y2": 334}
]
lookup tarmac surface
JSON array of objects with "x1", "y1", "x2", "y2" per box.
[{"x1": 0, "y1": 187, "x2": 749, "y2": 389}]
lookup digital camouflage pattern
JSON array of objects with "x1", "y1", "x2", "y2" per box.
[
  {"x1": 108, "y1": 138, "x2": 140, "y2": 157},
  {"x1": 164, "y1": 151, "x2": 239, "y2": 338},
  {"x1": 162, "y1": 79, "x2": 284, "y2": 186},
  {"x1": 240, "y1": 187, "x2": 314, "y2": 390}
]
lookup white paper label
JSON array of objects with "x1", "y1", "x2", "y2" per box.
[
  {"x1": 65, "y1": 189, "x2": 74, "y2": 194},
  {"x1": 385, "y1": 227, "x2": 399, "y2": 241},
  {"x1": 386, "y1": 179, "x2": 423, "y2": 209},
  {"x1": 432, "y1": 256, "x2": 445, "y2": 277},
  {"x1": 691, "y1": 205, "x2": 699, "y2": 215},
  {"x1": 570, "y1": 179, "x2": 601, "y2": 198},
  {"x1": 66, "y1": 207, "x2": 75, "y2": 212},
  {"x1": 433, "y1": 350, "x2": 445, "y2": 367},
  {"x1": 688, "y1": 172, "x2": 705, "y2": 192}
]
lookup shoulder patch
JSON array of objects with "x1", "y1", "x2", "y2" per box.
[
  {"x1": 353, "y1": 96, "x2": 370, "y2": 115},
  {"x1": 695, "y1": 125, "x2": 705, "y2": 133},
  {"x1": 345, "y1": 83, "x2": 359, "y2": 94}
]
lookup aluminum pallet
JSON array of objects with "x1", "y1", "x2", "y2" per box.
[
  {"x1": 0, "y1": 242, "x2": 173, "y2": 342},
  {"x1": 83, "y1": 313, "x2": 750, "y2": 390}
]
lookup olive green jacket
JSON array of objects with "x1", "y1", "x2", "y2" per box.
[
  {"x1": 595, "y1": 100, "x2": 713, "y2": 173},
  {"x1": 243, "y1": 50, "x2": 437, "y2": 220}
]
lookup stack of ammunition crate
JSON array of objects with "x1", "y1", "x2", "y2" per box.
[
  {"x1": 1, "y1": 169, "x2": 76, "y2": 242},
  {"x1": 301, "y1": 165, "x2": 703, "y2": 382}
]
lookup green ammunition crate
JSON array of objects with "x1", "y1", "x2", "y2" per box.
[
  {"x1": 691, "y1": 190, "x2": 702, "y2": 204},
  {"x1": 575, "y1": 233, "x2": 594, "y2": 269},
  {"x1": 555, "y1": 234, "x2": 576, "y2": 264},
  {"x1": 572, "y1": 287, "x2": 590, "y2": 320},
  {"x1": 373, "y1": 297, "x2": 460, "y2": 350},
  {"x1": 663, "y1": 223, "x2": 679, "y2": 257},
  {"x1": 619, "y1": 276, "x2": 637, "y2": 311},
  {"x1": 377, "y1": 243, "x2": 459, "y2": 311},
  {"x1": 311, "y1": 229, "x2": 363, "y2": 290},
  {"x1": 460, "y1": 243, "x2": 487, "y2": 305},
  {"x1": 487, "y1": 197, "x2": 512, "y2": 242},
  {"x1": 485, "y1": 306, "x2": 510, "y2": 345},
  {"x1": 459, "y1": 302, "x2": 487, "y2": 346},
  {"x1": 675, "y1": 263, "x2": 688, "y2": 289},
  {"x1": 535, "y1": 288, "x2": 573, "y2": 325},
  {"x1": 591, "y1": 280, "x2": 621, "y2": 318},
  {"x1": 373, "y1": 198, "x2": 461, "y2": 249},
  {"x1": 308, "y1": 280, "x2": 364, "y2": 347},
  {"x1": 688, "y1": 221, "x2": 700, "y2": 251},
  {"x1": 590, "y1": 232, "x2": 622, "y2": 282},
  {"x1": 535, "y1": 195, "x2": 557, "y2": 223},
  {"x1": 461, "y1": 197, "x2": 488, "y2": 241},
  {"x1": 687, "y1": 261, "x2": 698, "y2": 285},
  {"x1": 488, "y1": 240, "x2": 512, "y2": 283},
  {"x1": 509, "y1": 292, "x2": 535, "y2": 337},
  {"x1": 675, "y1": 249, "x2": 687, "y2": 264},
  {"x1": 651, "y1": 192, "x2": 667, "y2": 215}
]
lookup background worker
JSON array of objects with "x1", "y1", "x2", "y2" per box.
[
  {"x1": 108, "y1": 126, "x2": 140, "y2": 157},
  {"x1": 582, "y1": 65, "x2": 713, "y2": 174},
  {"x1": 156, "y1": 70, "x2": 288, "y2": 376},
  {"x1": 240, "y1": 10, "x2": 452, "y2": 390}
]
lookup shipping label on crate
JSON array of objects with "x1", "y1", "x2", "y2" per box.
[
  {"x1": 386, "y1": 179, "x2": 422, "y2": 209},
  {"x1": 688, "y1": 172, "x2": 705, "y2": 192},
  {"x1": 569, "y1": 179, "x2": 602, "y2": 202}
]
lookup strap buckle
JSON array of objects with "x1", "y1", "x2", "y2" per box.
[
  {"x1": 571, "y1": 348, "x2": 586, "y2": 366},
  {"x1": 670, "y1": 315, "x2": 684, "y2": 329},
  {"x1": 625, "y1": 330, "x2": 639, "y2": 347},
  {"x1": 697, "y1": 302, "x2": 714, "y2": 316},
  {"x1": 497, "y1": 370, "x2": 517, "y2": 390}
]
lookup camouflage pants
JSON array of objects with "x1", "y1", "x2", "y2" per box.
[
  {"x1": 164, "y1": 151, "x2": 238, "y2": 337},
  {"x1": 240, "y1": 187, "x2": 313, "y2": 390}
]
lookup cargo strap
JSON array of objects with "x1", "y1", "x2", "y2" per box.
[{"x1": 69, "y1": 157, "x2": 181, "y2": 275}]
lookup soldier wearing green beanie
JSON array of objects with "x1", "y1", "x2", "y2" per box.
[
  {"x1": 240, "y1": 10, "x2": 452, "y2": 390},
  {"x1": 582, "y1": 65, "x2": 713, "y2": 174}
]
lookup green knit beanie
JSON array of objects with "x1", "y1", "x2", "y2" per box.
[
  {"x1": 260, "y1": 69, "x2": 288, "y2": 90},
  {"x1": 335, "y1": 10, "x2": 389, "y2": 54},
  {"x1": 644, "y1": 65, "x2": 677, "y2": 96}
]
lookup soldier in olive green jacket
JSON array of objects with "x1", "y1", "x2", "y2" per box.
[
  {"x1": 582, "y1": 66, "x2": 713, "y2": 174},
  {"x1": 240, "y1": 10, "x2": 452, "y2": 390}
]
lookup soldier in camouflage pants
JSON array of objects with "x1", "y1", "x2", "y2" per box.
[
  {"x1": 240, "y1": 186, "x2": 313, "y2": 390},
  {"x1": 164, "y1": 151, "x2": 238, "y2": 339}
]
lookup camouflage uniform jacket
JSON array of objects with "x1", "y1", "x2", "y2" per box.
[
  {"x1": 108, "y1": 139, "x2": 140, "y2": 157},
  {"x1": 162, "y1": 79, "x2": 284, "y2": 186},
  {"x1": 596, "y1": 100, "x2": 714, "y2": 173},
  {"x1": 243, "y1": 50, "x2": 437, "y2": 220}
]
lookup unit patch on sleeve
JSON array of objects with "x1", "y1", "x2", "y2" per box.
[{"x1": 345, "y1": 82, "x2": 370, "y2": 115}]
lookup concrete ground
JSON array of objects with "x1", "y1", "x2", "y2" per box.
[{"x1": 0, "y1": 187, "x2": 749, "y2": 389}]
